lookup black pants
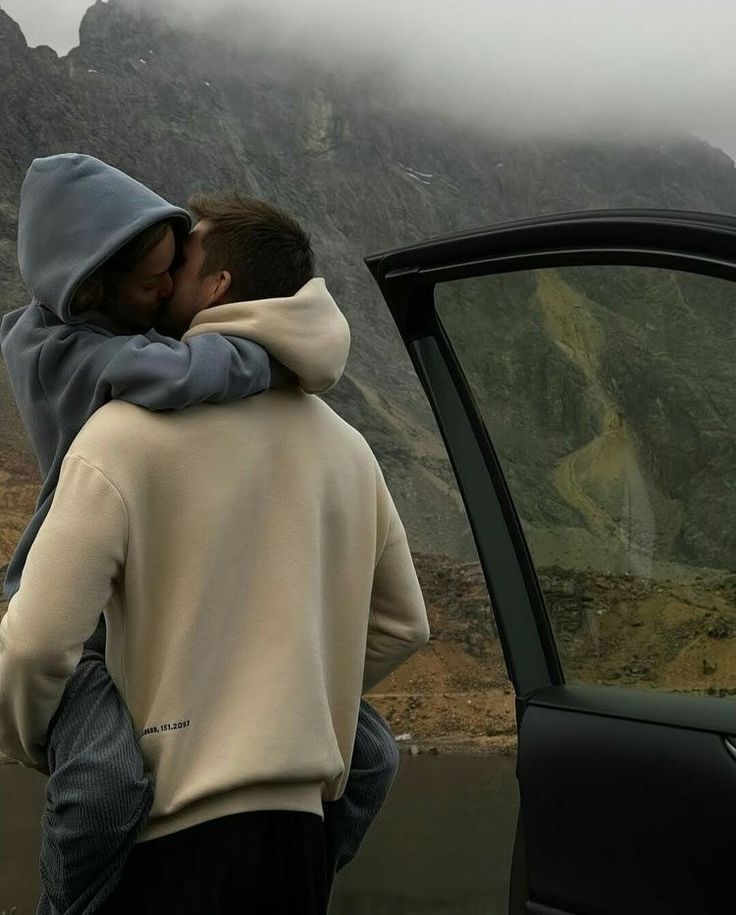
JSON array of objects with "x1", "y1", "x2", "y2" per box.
[{"x1": 98, "y1": 810, "x2": 329, "y2": 914}]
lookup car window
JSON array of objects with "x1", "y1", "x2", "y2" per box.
[{"x1": 435, "y1": 265, "x2": 736, "y2": 697}]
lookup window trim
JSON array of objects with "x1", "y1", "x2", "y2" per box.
[{"x1": 366, "y1": 210, "x2": 736, "y2": 699}]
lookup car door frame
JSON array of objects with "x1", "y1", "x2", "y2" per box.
[{"x1": 365, "y1": 209, "x2": 736, "y2": 914}]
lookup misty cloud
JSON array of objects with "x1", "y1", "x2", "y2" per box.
[
  {"x1": 0, "y1": 0, "x2": 99, "y2": 56},
  {"x1": 5, "y1": 0, "x2": 736, "y2": 154}
]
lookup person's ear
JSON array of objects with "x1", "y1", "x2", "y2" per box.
[{"x1": 213, "y1": 270, "x2": 232, "y2": 301}]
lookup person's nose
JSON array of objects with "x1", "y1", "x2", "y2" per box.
[{"x1": 159, "y1": 272, "x2": 174, "y2": 301}]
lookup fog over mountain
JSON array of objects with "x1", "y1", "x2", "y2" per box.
[
  {"x1": 3, "y1": 0, "x2": 736, "y2": 572},
  {"x1": 3, "y1": 0, "x2": 736, "y2": 156}
]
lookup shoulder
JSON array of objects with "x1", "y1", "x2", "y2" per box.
[
  {"x1": 311, "y1": 395, "x2": 373, "y2": 449},
  {"x1": 309, "y1": 396, "x2": 386, "y2": 483},
  {"x1": 1, "y1": 303, "x2": 54, "y2": 351},
  {"x1": 9, "y1": 308, "x2": 126, "y2": 365},
  {"x1": 67, "y1": 400, "x2": 157, "y2": 465}
]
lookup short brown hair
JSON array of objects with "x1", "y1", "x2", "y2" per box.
[
  {"x1": 70, "y1": 218, "x2": 184, "y2": 315},
  {"x1": 187, "y1": 192, "x2": 314, "y2": 302}
]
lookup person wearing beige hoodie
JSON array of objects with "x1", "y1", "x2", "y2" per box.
[{"x1": 0, "y1": 181, "x2": 429, "y2": 913}]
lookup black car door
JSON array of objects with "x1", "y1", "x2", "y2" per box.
[{"x1": 366, "y1": 210, "x2": 736, "y2": 915}]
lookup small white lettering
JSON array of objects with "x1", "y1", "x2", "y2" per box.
[{"x1": 140, "y1": 719, "x2": 191, "y2": 738}]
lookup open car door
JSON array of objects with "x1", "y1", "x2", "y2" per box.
[{"x1": 366, "y1": 210, "x2": 736, "y2": 915}]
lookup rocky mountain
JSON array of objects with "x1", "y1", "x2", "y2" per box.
[
  {"x1": 438, "y1": 262, "x2": 736, "y2": 577},
  {"x1": 3, "y1": 0, "x2": 736, "y2": 576}
]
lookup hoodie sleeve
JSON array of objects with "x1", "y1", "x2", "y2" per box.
[
  {"x1": 38, "y1": 327, "x2": 271, "y2": 431},
  {"x1": 0, "y1": 455, "x2": 127, "y2": 771},
  {"x1": 362, "y1": 470, "x2": 430, "y2": 694}
]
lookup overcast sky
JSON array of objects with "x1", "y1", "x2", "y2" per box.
[{"x1": 3, "y1": 0, "x2": 736, "y2": 157}]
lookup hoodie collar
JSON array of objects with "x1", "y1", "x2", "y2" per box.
[{"x1": 181, "y1": 278, "x2": 350, "y2": 394}]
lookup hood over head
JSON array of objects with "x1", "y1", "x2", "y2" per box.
[
  {"x1": 182, "y1": 277, "x2": 351, "y2": 394},
  {"x1": 17, "y1": 153, "x2": 191, "y2": 323}
]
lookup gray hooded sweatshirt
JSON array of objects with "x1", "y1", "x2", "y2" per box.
[{"x1": 0, "y1": 154, "x2": 272, "y2": 600}]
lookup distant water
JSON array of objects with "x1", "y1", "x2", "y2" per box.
[{"x1": 0, "y1": 754, "x2": 519, "y2": 914}]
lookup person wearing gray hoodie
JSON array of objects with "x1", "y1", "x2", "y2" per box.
[{"x1": 0, "y1": 154, "x2": 404, "y2": 913}]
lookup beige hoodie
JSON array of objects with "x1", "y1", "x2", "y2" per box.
[{"x1": 0, "y1": 278, "x2": 429, "y2": 843}]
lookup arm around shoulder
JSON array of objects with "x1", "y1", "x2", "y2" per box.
[{"x1": 39, "y1": 328, "x2": 271, "y2": 429}]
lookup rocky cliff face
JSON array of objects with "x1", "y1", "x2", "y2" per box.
[
  {"x1": 438, "y1": 261, "x2": 736, "y2": 575},
  {"x1": 2, "y1": 0, "x2": 736, "y2": 570}
]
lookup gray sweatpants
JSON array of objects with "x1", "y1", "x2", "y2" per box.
[{"x1": 34, "y1": 614, "x2": 399, "y2": 915}]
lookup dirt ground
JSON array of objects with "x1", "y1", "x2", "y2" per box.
[
  {"x1": 365, "y1": 637, "x2": 517, "y2": 757},
  {"x1": 367, "y1": 554, "x2": 736, "y2": 756},
  {"x1": 365, "y1": 553, "x2": 517, "y2": 755}
]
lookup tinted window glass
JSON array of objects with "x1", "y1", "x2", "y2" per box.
[{"x1": 436, "y1": 266, "x2": 736, "y2": 695}]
